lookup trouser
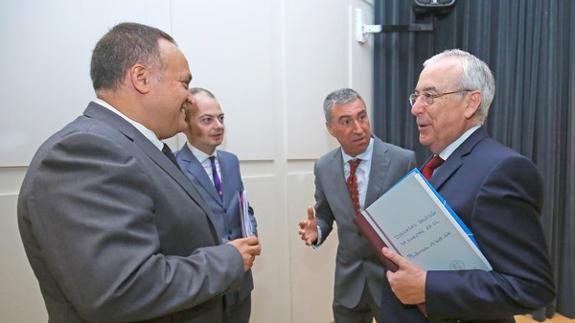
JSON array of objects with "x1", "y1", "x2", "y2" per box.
[{"x1": 333, "y1": 285, "x2": 384, "y2": 323}]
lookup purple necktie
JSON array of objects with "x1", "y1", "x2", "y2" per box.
[{"x1": 209, "y1": 156, "x2": 223, "y2": 197}]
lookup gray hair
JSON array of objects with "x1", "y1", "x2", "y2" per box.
[
  {"x1": 323, "y1": 88, "x2": 365, "y2": 122},
  {"x1": 90, "y1": 22, "x2": 176, "y2": 91},
  {"x1": 424, "y1": 49, "x2": 495, "y2": 123}
]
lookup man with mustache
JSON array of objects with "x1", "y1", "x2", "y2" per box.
[{"x1": 176, "y1": 87, "x2": 258, "y2": 323}]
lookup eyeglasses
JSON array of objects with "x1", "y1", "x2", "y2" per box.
[{"x1": 408, "y1": 89, "x2": 471, "y2": 107}]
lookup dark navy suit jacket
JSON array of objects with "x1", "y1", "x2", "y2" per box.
[
  {"x1": 176, "y1": 144, "x2": 256, "y2": 305},
  {"x1": 383, "y1": 127, "x2": 554, "y2": 323}
]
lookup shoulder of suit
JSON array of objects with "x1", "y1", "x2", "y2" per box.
[
  {"x1": 316, "y1": 146, "x2": 341, "y2": 165},
  {"x1": 472, "y1": 136, "x2": 527, "y2": 164},
  {"x1": 217, "y1": 150, "x2": 240, "y2": 163},
  {"x1": 174, "y1": 144, "x2": 191, "y2": 159},
  {"x1": 217, "y1": 149, "x2": 235, "y2": 157},
  {"x1": 54, "y1": 117, "x2": 129, "y2": 150},
  {"x1": 373, "y1": 137, "x2": 415, "y2": 157}
]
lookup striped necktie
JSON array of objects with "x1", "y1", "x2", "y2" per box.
[{"x1": 209, "y1": 156, "x2": 223, "y2": 198}]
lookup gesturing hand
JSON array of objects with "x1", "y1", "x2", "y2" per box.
[{"x1": 298, "y1": 206, "x2": 318, "y2": 246}]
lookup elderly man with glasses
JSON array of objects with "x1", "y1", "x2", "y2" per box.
[{"x1": 380, "y1": 49, "x2": 555, "y2": 322}]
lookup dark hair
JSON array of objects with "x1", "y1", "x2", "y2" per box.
[
  {"x1": 190, "y1": 87, "x2": 216, "y2": 99},
  {"x1": 90, "y1": 22, "x2": 176, "y2": 91}
]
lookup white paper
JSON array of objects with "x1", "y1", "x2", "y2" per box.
[{"x1": 362, "y1": 169, "x2": 492, "y2": 271}]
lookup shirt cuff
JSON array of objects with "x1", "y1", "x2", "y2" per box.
[{"x1": 312, "y1": 225, "x2": 322, "y2": 250}]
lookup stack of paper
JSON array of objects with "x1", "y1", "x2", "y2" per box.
[
  {"x1": 239, "y1": 190, "x2": 255, "y2": 237},
  {"x1": 357, "y1": 168, "x2": 492, "y2": 271}
]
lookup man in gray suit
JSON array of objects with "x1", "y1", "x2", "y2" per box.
[
  {"x1": 176, "y1": 87, "x2": 257, "y2": 323},
  {"x1": 298, "y1": 88, "x2": 416, "y2": 323},
  {"x1": 17, "y1": 22, "x2": 261, "y2": 322}
]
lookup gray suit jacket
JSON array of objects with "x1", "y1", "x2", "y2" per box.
[
  {"x1": 314, "y1": 137, "x2": 416, "y2": 308},
  {"x1": 175, "y1": 145, "x2": 256, "y2": 306},
  {"x1": 17, "y1": 102, "x2": 244, "y2": 323}
]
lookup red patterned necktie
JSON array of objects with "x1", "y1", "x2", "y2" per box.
[
  {"x1": 346, "y1": 159, "x2": 362, "y2": 216},
  {"x1": 422, "y1": 155, "x2": 444, "y2": 180}
]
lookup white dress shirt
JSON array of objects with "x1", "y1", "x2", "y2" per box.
[
  {"x1": 438, "y1": 125, "x2": 481, "y2": 163},
  {"x1": 186, "y1": 142, "x2": 222, "y2": 185},
  {"x1": 315, "y1": 137, "x2": 374, "y2": 247},
  {"x1": 341, "y1": 137, "x2": 374, "y2": 210}
]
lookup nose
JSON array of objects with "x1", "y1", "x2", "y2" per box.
[
  {"x1": 411, "y1": 100, "x2": 424, "y2": 116},
  {"x1": 351, "y1": 119, "x2": 364, "y2": 133}
]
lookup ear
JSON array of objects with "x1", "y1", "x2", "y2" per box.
[
  {"x1": 129, "y1": 64, "x2": 152, "y2": 94},
  {"x1": 325, "y1": 121, "x2": 335, "y2": 136},
  {"x1": 464, "y1": 90, "x2": 482, "y2": 119}
]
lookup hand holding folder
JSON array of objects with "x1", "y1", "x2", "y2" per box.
[
  {"x1": 355, "y1": 168, "x2": 491, "y2": 272},
  {"x1": 381, "y1": 246, "x2": 428, "y2": 315},
  {"x1": 353, "y1": 169, "x2": 492, "y2": 317},
  {"x1": 354, "y1": 214, "x2": 428, "y2": 315}
]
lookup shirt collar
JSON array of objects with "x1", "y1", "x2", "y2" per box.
[
  {"x1": 438, "y1": 125, "x2": 481, "y2": 160},
  {"x1": 186, "y1": 142, "x2": 216, "y2": 164},
  {"x1": 93, "y1": 98, "x2": 164, "y2": 151},
  {"x1": 341, "y1": 137, "x2": 374, "y2": 164}
]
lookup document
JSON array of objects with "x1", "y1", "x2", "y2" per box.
[
  {"x1": 239, "y1": 190, "x2": 256, "y2": 237},
  {"x1": 358, "y1": 168, "x2": 492, "y2": 271}
]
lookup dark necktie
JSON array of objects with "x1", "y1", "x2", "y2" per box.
[
  {"x1": 209, "y1": 156, "x2": 223, "y2": 197},
  {"x1": 346, "y1": 159, "x2": 362, "y2": 216},
  {"x1": 422, "y1": 155, "x2": 444, "y2": 180},
  {"x1": 162, "y1": 144, "x2": 180, "y2": 168}
]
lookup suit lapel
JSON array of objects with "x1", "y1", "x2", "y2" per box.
[
  {"x1": 217, "y1": 151, "x2": 235, "y2": 207},
  {"x1": 84, "y1": 103, "x2": 220, "y2": 240},
  {"x1": 365, "y1": 138, "x2": 392, "y2": 206},
  {"x1": 137, "y1": 141, "x2": 221, "y2": 241},
  {"x1": 179, "y1": 146, "x2": 223, "y2": 205},
  {"x1": 430, "y1": 127, "x2": 488, "y2": 190},
  {"x1": 329, "y1": 150, "x2": 357, "y2": 218}
]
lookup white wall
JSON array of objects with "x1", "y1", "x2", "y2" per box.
[{"x1": 0, "y1": 0, "x2": 375, "y2": 322}]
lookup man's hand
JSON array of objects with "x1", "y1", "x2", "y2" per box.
[
  {"x1": 382, "y1": 247, "x2": 427, "y2": 305},
  {"x1": 228, "y1": 236, "x2": 261, "y2": 272},
  {"x1": 298, "y1": 207, "x2": 318, "y2": 246}
]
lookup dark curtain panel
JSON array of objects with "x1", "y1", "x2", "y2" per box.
[{"x1": 373, "y1": 0, "x2": 574, "y2": 321}]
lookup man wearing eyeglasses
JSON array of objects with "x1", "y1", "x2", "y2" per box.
[
  {"x1": 381, "y1": 49, "x2": 555, "y2": 322},
  {"x1": 298, "y1": 88, "x2": 416, "y2": 323}
]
